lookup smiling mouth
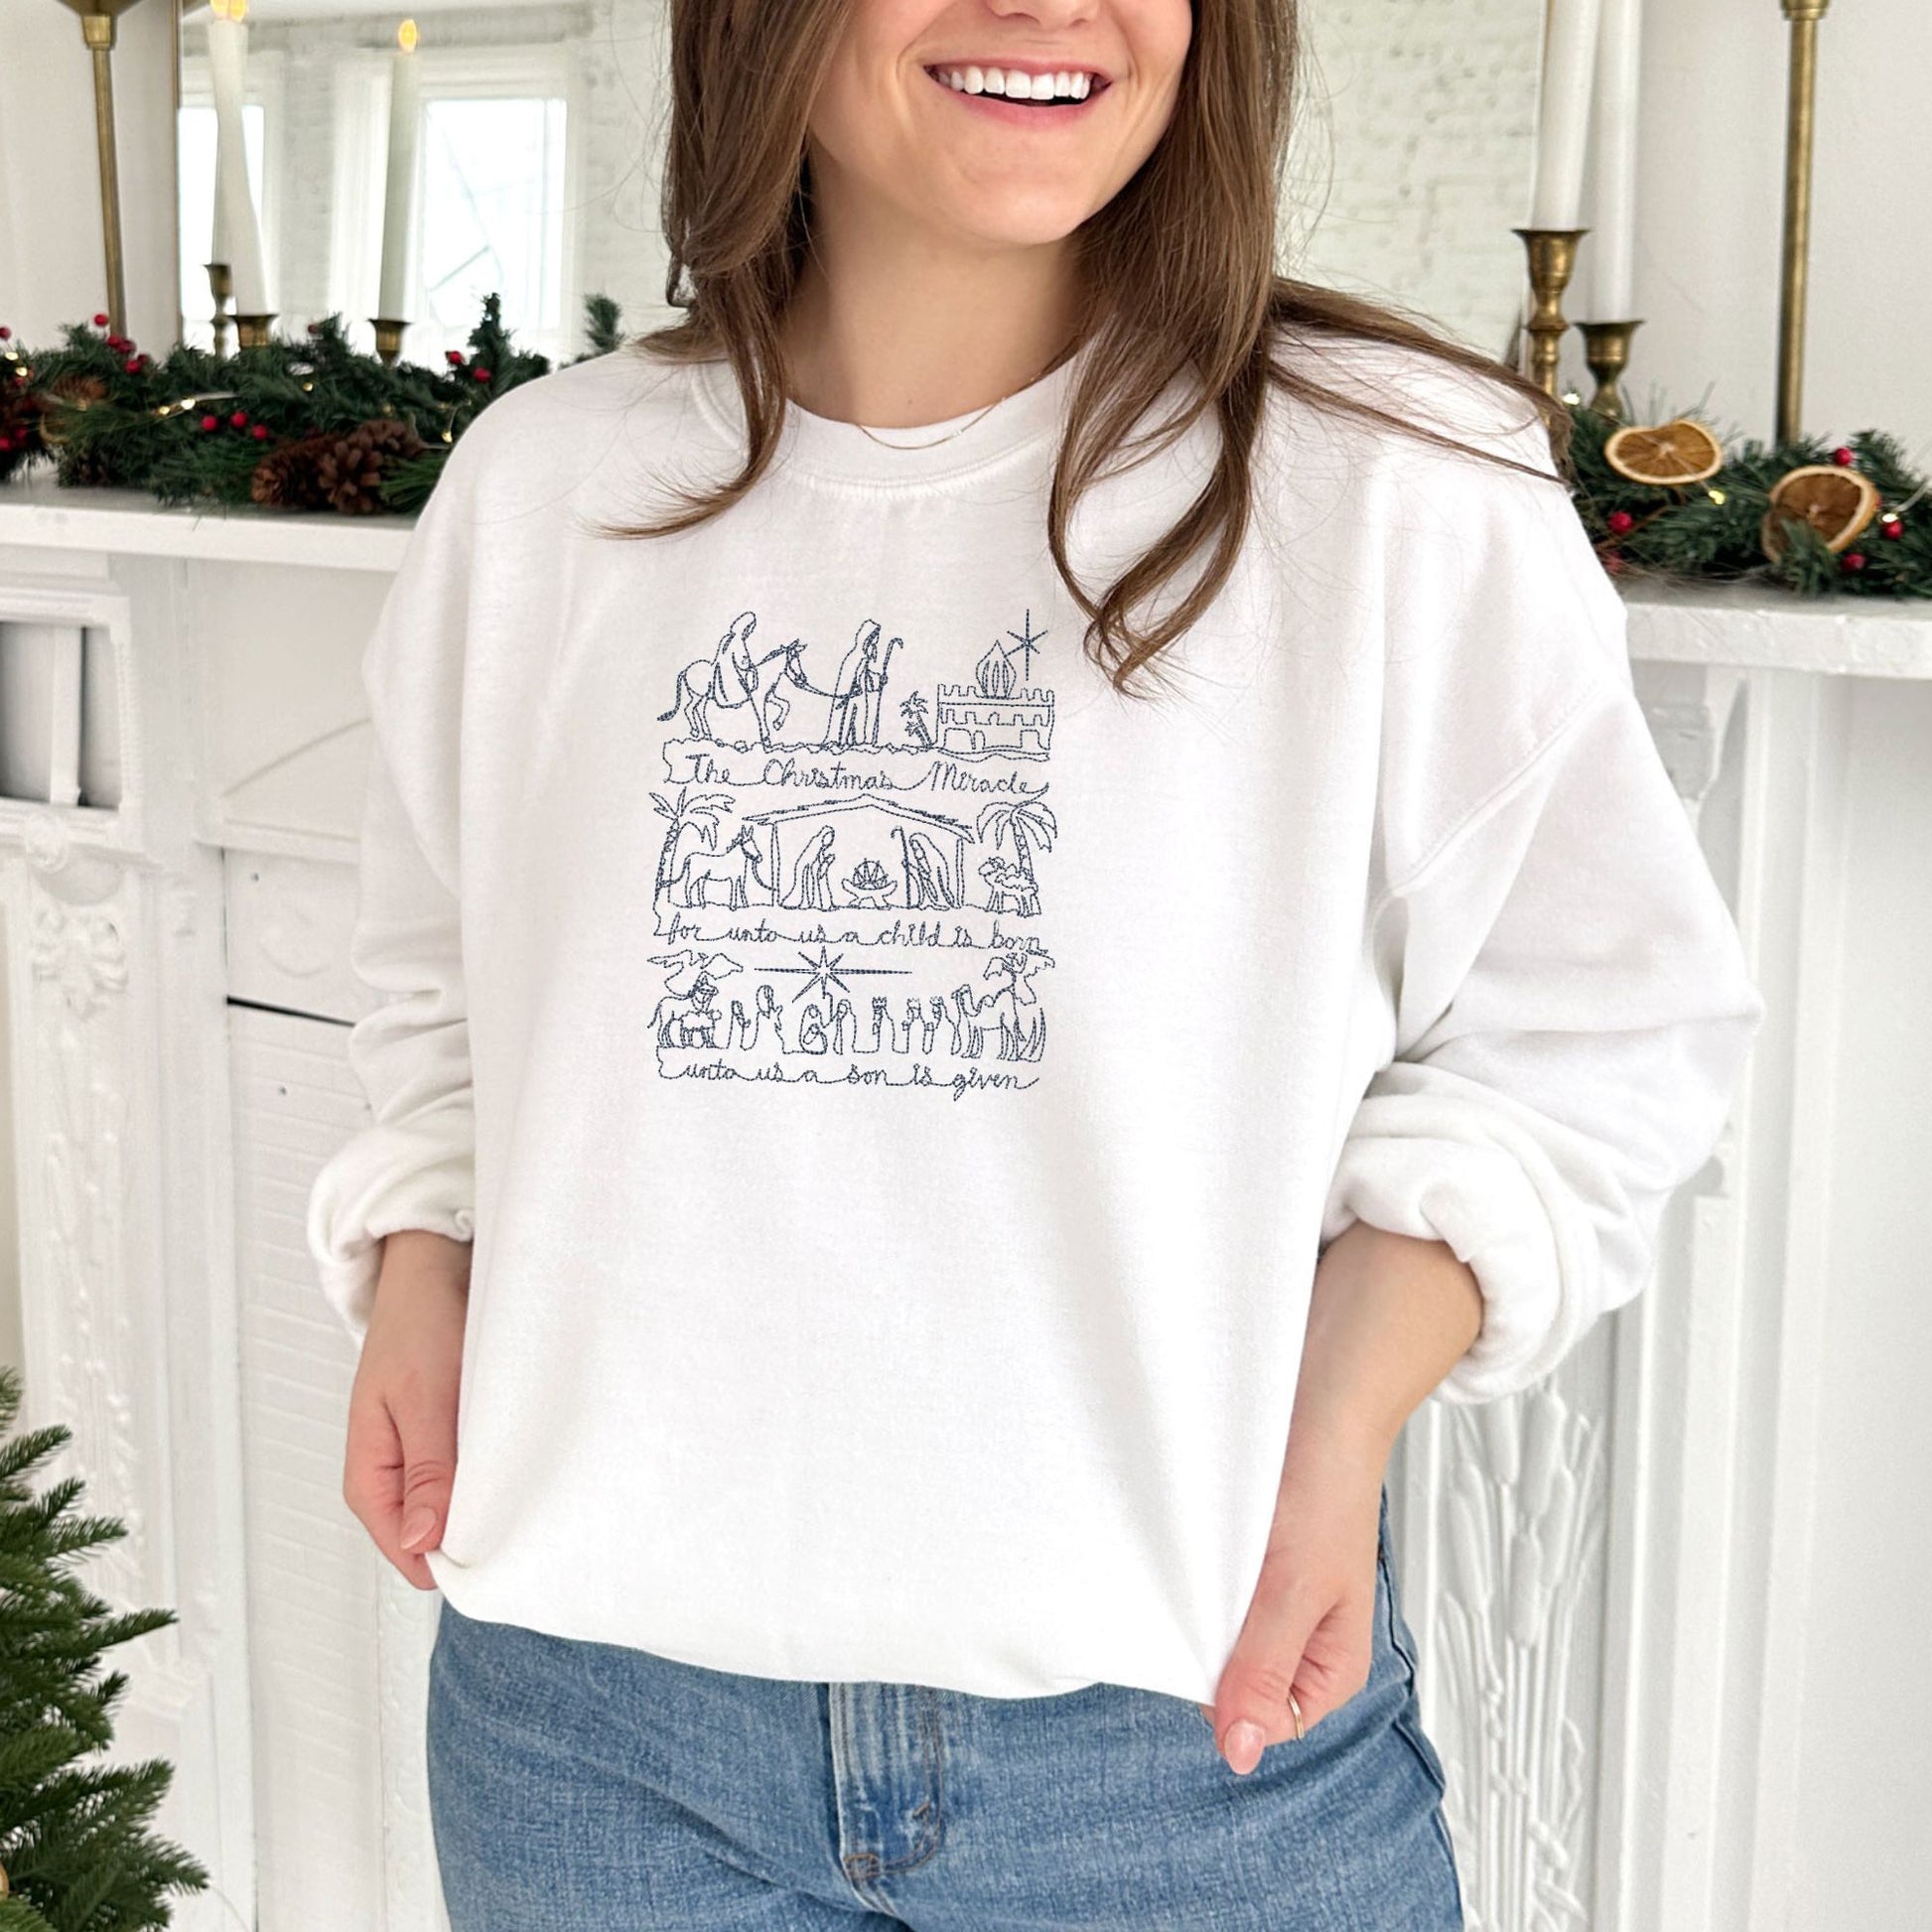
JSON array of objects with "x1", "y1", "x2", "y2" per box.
[{"x1": 921, "y1": 64, "x2": 1112, "y2": 107}]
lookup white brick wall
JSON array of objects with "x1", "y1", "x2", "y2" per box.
[{"x1": 1290, "y1": 0, "x2": 1542, "y2": 356}]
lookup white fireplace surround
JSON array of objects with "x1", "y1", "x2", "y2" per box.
[{"x1": 0, "y1": 476, "x2": 1926, "y2": 1930}]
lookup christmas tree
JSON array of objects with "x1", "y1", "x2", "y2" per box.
[{"x1": 0, "y1": 1362, "x2": 208, "y2": 1928}]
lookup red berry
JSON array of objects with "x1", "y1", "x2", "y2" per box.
[
  {"x1": 473, "y1": 366, "x2": 491, "y2": 382},
  {"x1": 1607, "y1": 510, "x2": 1635, "y2": 535},
  {"x1": 0, "y1": 437, "x2": 12, "y2": 453},
  {"x1": 1832, "y1": 446, "x2": 1856, "y2": 468},
  {"x1": 1881, "y1": 516, "x2": 1905, "y2": 540},
  {"x1": 201, "y1": 413, "x2": 218, "y2": 431},
  {"x1": 123, "y1": 356, "x2": 141, "y2": 373},
  {"x1": 446, "y1": 349, "x2": 465, "y2": 366},
  {"x1": 1841, "y1": 552, "x2": 1867, "y2": 573},
  {"x1": 229, "y1": 409, "x2": 248, "y2": 428},
  {"x1": 0, "y1": 326, "x2": 11, "y2": 340},
  {"x1": 92, "y1": 312, "x2": 109, "y2": 327},
  {"x1": 251, "y1": 423, "x2": 270, "y2": 441}
]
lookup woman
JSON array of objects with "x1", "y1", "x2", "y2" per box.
[{"x1": 309, "y1": 1, "x2": 1765, "y2": 1924}]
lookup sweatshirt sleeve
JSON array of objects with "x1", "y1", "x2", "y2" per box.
[
  {"x1": 1315, "y1": 377, "x2": 1766, "y2": 1405},
  {"x1": 305, "y1": 451, "x2": 480, "y2": 1351}
]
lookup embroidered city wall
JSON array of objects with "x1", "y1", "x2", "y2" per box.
[{"x1": 647, "y1": 608, "x2": 1058, "y2": 1095}]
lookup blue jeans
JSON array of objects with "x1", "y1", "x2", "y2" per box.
[{"x1": 426, "y1": 1486, "x2": 1463, "y2": 1928}]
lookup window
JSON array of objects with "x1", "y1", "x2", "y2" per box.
[
  {"x1": 177, "y1": 99, "x2": 269, "y2": 346},
  {"x1": 417, "y1": 91, "x2": 569, "y2": 361},
  {"x1": 323, "y1": 45, "x2": 575, "y2": 366}
]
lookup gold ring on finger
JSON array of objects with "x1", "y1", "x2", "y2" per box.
[{"x1": 1287, "y1": 1689, "x2": 1305, "y2": 1740}]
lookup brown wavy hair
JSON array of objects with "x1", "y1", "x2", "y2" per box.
[{"x1": 615, "y1": 0, "x2": 1568, "y2": 696}]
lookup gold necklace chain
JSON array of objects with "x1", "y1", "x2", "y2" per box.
[{"x1": 851, "y1": 348, "x2": 1063, "y2": 451}]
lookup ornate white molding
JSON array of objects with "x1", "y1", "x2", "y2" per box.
[
  {"x1": 1433, "y1": 1387, "x2": 1607, "y2": 1932},
  {"x1": 2, "y1": 567, "x2": 256, "y2": 1930}
]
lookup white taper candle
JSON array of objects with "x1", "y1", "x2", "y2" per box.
[
  {"x1": 207, "y1": 0, "x2": 268, "y2": 314},
  {"x1": 377, "y1": 20, "x2": 422, "y2": 324},
  {"x1": 1584, "y1": 0, "x2": 1643, "y2": 319},
  {"x1": 1530, "y1": 0, "x2": 1605, "y2": 229}
]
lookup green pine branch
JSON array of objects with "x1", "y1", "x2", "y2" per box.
[
  {"x1": 1, "y1": 295, "x2": 573, "y2": 512},
  {"x1": 1568, "y1": 406, "x2": 1932, "y2": 600},
  {"x1": 0, "y1": 1363, "x2": 209, "y2": 1929}
]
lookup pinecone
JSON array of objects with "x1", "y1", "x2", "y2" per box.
[
  {"x1": 249, "y1": 434, "x2": 330, "y2": 510},
  {"x1": 314, "y1": 416, "x2": 426, "y2": 514},
  {"x1": 49, "y1": 371, "x2": 109, "y2": 405},
  {"x1": 357, "y1": 415, "x2": 428, "y2": 462}
]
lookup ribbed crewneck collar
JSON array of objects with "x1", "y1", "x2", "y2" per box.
[{"x1": 689, "y1": 339, "x2": 1090, "y2": 491}]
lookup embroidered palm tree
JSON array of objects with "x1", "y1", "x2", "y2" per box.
[
  {"x1": 649, "y1": 784, "x2": 736, "y2": 900},
  {"x1": 899, "y1": 690, "x2": 933, "y2": 749},
  {"x1": 974, "y1": 792, "x2": 1057, "y2": 905}
]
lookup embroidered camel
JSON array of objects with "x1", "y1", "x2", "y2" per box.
[
  {"x1": 951, "y1": 948, "x2": 1050, "y2": 1061},
  {"x1": 977, "y1": 855, "x2": 1040, "y2": 917}
]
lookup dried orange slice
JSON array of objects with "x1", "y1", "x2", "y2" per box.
[
  {"x1": 1603, "y1": 419, "x2": 1726, "y2": 486},
  {"x1": 1761, "y1": 463, "x2": 1883, "y2": 559}
]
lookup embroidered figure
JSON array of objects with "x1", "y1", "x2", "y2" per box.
[
  {"x1": 657, "y1": 610, "x2": 811, "y2": 752},
  {"x1": 826, "y1": 620, "x2": 901, "y2": 747}
]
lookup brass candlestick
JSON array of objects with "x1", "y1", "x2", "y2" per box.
[
  {"x1": 1778, "y1": 0, "x2": 1833, "y2": 443},
  {"x1": 55, "y1": 0, "x2": 145, "y2": 337},
  {"x1": 370, "y1": 318, "x2": 407, "y2": 366},
  {"x1": 1580, "y1": 320, "x2": 1644, "y2": 422},
  {"x1": 1514, "y1": 227, "x2": 1587, "y2": 400},
  {"x1": 233, "y1": 313, "x2": 276, "y2": 349},
  {"x1": 207, "y1": 260, "x2": 233, "y2": 357}
]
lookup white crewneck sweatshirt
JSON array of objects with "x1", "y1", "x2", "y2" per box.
[{"x1": 306, "y1": 331, "x2": 1764, "y2": 1705}]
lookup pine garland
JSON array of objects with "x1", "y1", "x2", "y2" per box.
[
  {"x1": 8, "y1": 302, "x2": 1930, "y2": 599},
  {"x1": 0, "y1": 1363, "x2": 209, "y2": 1928},
  {"x1": 1568, "y1": 407, "x2": 1932, "y2": 600},
  {"x1": 0, "y1": 295, "x2": 623, "y2": 515}
]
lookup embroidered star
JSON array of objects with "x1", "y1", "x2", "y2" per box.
[
  {"x1": 1004, "y1": 609, "x2": 1048, "y2": 681},
  {"x1": 764, "y1": 942, "x2": 912, "y2": 1005}
]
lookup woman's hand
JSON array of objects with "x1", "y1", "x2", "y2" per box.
[
  {"x1": 342, "y1": 1229, "x2": 472, "y2": 1589},
  {"x1": 1196, "y1": 1419, "x2": 1388, "y2": 1772},
  {"x1": 1198, "y1": 1219, "x2": 1484, "y2": 1774}
]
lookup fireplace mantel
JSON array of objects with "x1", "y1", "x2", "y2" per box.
[{"x1": 1, "y1": 485, "x2": 1925, "y2": 1930}]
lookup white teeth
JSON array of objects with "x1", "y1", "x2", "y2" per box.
[{"x1": 932, "y1": 63, "x2": 1100, "y2": 99}]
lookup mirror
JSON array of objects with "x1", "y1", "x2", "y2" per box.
[{"x1": 173, "y1": 1, "x2": 1539, "y2": 366}]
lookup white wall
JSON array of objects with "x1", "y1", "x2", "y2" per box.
[
  {"x1": 0, "y1": 2, "x2": 179, "y2": 347},
  {"x1": 1628, "y1": 0, "x2": 1932, "y2": 451}
]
